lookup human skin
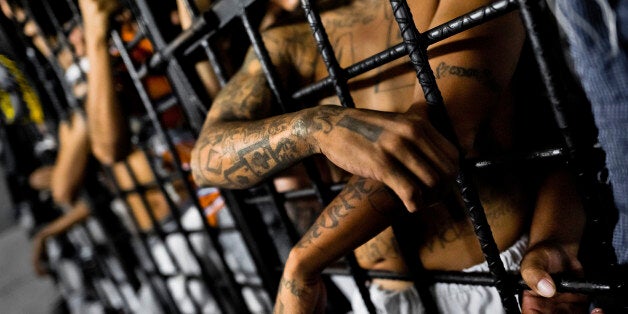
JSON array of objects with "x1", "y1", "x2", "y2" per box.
[{"x1": 186, "y1": 0, "x2": 586, "y2": 312}]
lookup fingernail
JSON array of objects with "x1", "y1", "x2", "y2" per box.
[{"x1": 537, "y1": 279, "x2": 555, "y2": 297}]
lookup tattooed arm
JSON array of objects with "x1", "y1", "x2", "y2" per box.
[
  {"x1": 275, "y1": 177, "x2": 400, "y2": 313},
  {"x1": 191, "y1": 33, "x2": 457, "y2": 211}
]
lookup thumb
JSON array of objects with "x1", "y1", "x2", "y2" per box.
[{"x1": 521, "y1": 251, "x2": 556, "y2": 298}]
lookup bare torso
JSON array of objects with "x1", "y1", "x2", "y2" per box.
[{"x1": 269, "y1": 0, "x2": 530, "y2": 288}]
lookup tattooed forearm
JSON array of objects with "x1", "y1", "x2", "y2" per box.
[
  {"x1": 434, "y1": 62, "x2": 501, "y2": 93},
  {"x1": 273, "y1": 300, "x2": 285, "y2": 314},
  {"x1": 296, "y1": 178, "x2": 394, "y2": 249},
  {"x1": 278, "y1": 277, "x2": 306, "y2": 299},
  {"x1": 194, "y1": 110, "x2": 310, "y2": 186}
]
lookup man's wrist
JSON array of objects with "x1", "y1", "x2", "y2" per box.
[
  {"x1": 294, "y1": 105, "x2": 346, "y2": 156},
  {"x1": 292, "y1": 107, "x2": 321, "y2": 156},
  {"x1": 284, "y1": 248, "x2": 323, "y2": 283},
  {"x1": 83, "y1": 16, "x2": 111, "y2": 41}
]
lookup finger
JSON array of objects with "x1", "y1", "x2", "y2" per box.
[
  {"x1": 395, "y1": 120, "x2": 458, "y2": 180},
  {"x1": 401, "y1": 135, "x2": 456, "y2": 183},
  {"x1": 381, "y1": 160, "x2": 423, "y2": 212},
  {"x1": 591, "y1": 308, "x2": 604, "y2": 314},
  {"x1": 390, "y1": 144, "x2": 441, "y2": 189},
  {"x1": 521, "y1": 253, "x2": 556, "y2": 298}
]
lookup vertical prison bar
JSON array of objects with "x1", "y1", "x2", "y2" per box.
[
  {"x1": 4, "y1": 0, "x2": 626, "y2": 312},
  {"x1": 9, "y1": 4, "x2": 152, "y2": 312},
  {"x1": 109, "y1": 26, "x2": 250, "y2": 313},
  {"x1": 388, "y1": 0, "x2": 520, "y2": 312}
]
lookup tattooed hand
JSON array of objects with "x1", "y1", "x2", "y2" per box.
[
  {"x1": 306, "y1": 104, "x2": 459, "y2": 212},
  {"x1": 273, "y1": 275, "x2": 325, "y2": 314}
]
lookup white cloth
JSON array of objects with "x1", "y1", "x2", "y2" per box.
[
  {"x1": 351, "y1": 236, "x2": 529, "y2": 314},
  {"x1": 138, "y1": 206, "x2": 219, "y2": 314}
]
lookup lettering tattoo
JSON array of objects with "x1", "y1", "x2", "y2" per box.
[
  {"x1": 300, "y1": 105, "x2": 342, "y2": 135},
  {"x1": 221, "y1": 132, "x2": 301, "y2": 186},
  {"x1": 195, "y1": 109, "x2": 306, "y2": 187},
  {"x1": 296, "y1": 178, "x2": 388, "y2": 249},
  {"x1": 422, "y1": 196, "x2": 516, "y2": 252},
  {"x1": 434, "y1": 62, "x2": 501, "y2": 93},
  {"x1": 355, "y1": 231, "x2": 402, "y2": 264},
  {"x1": 279, "y1": 277, "x2": 306, "y2": 299},
  {"x1": 423, "y1": 217, "x2": 474, "y2": 252},
  {"x1": 337, "y1": 116, "x2": 383, "y2": 142}
]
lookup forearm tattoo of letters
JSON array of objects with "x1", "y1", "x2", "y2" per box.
[
  {"x1": 296, "y1": 178, "x2": 385, "y2": 249},
  {"x1": 278, "y1": 277, "x2": 306, "y2": 299}
]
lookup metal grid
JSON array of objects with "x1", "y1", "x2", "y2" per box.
[
  {"x1": 2, "y1": 1, "x2": 144, "y2": 312},
  {"x1": 3, "y1": 0, "x2": 625, "y2": 313}
]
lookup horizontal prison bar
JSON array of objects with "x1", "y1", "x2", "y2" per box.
[
  {"x1": 323, "y1": 268, "x2": 624, "y2": 294},
  {"x1": 133, "y1": 0, "x2": 258, "y2": 76},
  {"x1": 111, "y1": 4, "x2": 256, "y2": 311},
  {"x1": 292, "y1": 0, "x2": 518, "y2": 100},
  {"x1": 7, "y1": 0, "x2": 624, "y2": 312}
]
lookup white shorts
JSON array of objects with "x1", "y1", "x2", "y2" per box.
[{"x1": 351, "y1": 235, "x2": 529, "y2": 314}]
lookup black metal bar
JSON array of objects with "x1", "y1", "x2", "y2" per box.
[
  {"x1": 240, "y1": 7, "x2": 288, "y2": 112},
  {"x1": 388, "y1": 0, "x2": 520, "y2": 312},
  {"x1": 239, "y1": 6, "x2": 305, "y2": 248},
  {"x1": 120, "y1": 159, "x2": 205, "y2": 313},
  {"x1": 74, "y1": 224, "x2": 134, "y2": 312},
  {"x1": 201, "y1": 40, "x2": 229, "y2": 87},
  {"x1": 144, "y1": 0, "x2": 258, "y2": 71},
  {"x1": 14, "y1": 3, "x2": 81, "y2": 113},
  {"x1": 324, "y1": 268, "x2": 623, "y2": 294},
  {"x1": 301, "y1": 0, "x2": 355, "y2": 108},
  {"x1": 111, "y1": 23, "x2": 250, "y2": 313},
  {"x1": 293, "y1": 0, "x2": 518, "y2": 100},
  {"x1": 102, "y1": 167, "x2": 181, "y2": 314},
  {"x1": 221, "y1": 189, "x2": 284, "y2": 301},
  {"x1": 298, "y1": 0, "x2": 382, "y2": 312},
  {"x1": 515, "y1": 0, "x2": 618, "y2": 269}
]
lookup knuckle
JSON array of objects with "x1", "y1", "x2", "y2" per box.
[
  {"x1": 383, "y1": 136, "x2": 404, "y2": 151},
  {"x1": 422, "y1": 172, "x2": 439, "y2": 189}
]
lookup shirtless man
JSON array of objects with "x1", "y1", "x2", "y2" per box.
[{"x1": 186, "y1": 0, "x2": 585, "y2": 312}]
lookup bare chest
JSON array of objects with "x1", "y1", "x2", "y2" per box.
[{"x1": 308, "y1": 0, "x2": 439, "y2": 112}]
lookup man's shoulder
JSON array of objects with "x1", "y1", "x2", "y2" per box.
[
  {"x1": 262, "y1": 22, "x2": 313, "y2": 46},
  {"x1": 260, "y1": 22, "x2": 320, "y2": 81}
]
